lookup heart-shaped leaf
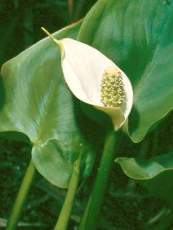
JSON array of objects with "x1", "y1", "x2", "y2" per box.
[
  {"x1": 0, "y1": 21, "x2": 93, "y2": 188},
  {"x1": 78, "y1": 0, "x2": 173, "y2": 142}
]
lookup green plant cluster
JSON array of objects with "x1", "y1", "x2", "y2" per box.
[{"x1": 1, "y1": 0, "x2": 173, "y2": 229}]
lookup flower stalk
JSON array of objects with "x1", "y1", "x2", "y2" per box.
[{"x1": 79, "y1": 128, "x2": 117, "y2": 230}]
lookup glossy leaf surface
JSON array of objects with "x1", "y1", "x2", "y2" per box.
[{"x1": 0, "y1": 22, "x2": 89, "y2": 188}]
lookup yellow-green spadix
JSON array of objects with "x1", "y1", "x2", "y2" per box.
[{"x1": 42, "y1": 27, "x2": 133, "y2": 130}]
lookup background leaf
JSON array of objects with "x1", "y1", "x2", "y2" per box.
[
  {"x1": 0, "y1": 21, "x2": 93, "y2": 188},
  {"x1": 115, "y1": 152, "x2": 173, "y2": 207},
  {"x1": 77, "y1": 0, "x2": 173, "y2": 143},
  {"x1": 115, "y1": 152, "x2": 173, "y2": 180}
]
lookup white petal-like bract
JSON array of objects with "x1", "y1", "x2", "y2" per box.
[
  {"x1": 60, "y1": 38, "x2": 133, "y2": 130},
  {"x1": 41, "y1": 28, "x2": 133, "y2": 130}
]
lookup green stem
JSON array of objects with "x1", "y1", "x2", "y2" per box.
[
  {"x1": 79, "y1": 128, "x2": 116, "y2": 230},
  {"x1": 54, "y1": 156, "x2": 81, "y2": 230},
  {"x1": 7, "y1": 160, "x2": 35, "y2": 230}
]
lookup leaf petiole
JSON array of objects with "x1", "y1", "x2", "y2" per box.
[
  {"x1": 54, "y1": 154, "x2": 81, "y2": 230},
  {"x1": 7, "y1": 160, "x2": 36, "y2": 230}
]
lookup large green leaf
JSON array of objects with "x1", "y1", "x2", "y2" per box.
[
  {"x1": 0, "y1": 21, "x2": 93, "y2": 188},
  {"x1": 78, "y1": 0, "x2": 173, "y2": 142}
]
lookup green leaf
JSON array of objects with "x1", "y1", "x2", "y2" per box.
[
  {"x1": 32, "y1": 140, "x2": 73, "y2": 188},
  {"x1": 0, "y1": 21, "x2": 91, "y2": 188},
  {"x1": 115, "y1": 152, "x2": 173, "y2": 180},
  {"x1": 116, "y1": 152, "x2": 173, "y2": 205},
  {"x1": 143, "y1": 172, "x2": 173, "y2": 206},
  {"x1": 78, "y1": 0, "x2": 173, "y2": 142}
]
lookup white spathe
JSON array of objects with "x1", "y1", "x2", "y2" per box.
[
  {"x1": 60, "y1": 38, "x2": 133, "y2": 130},
  {"x1": 41, "y1": 27, "x2": 133, "y2": 129}
]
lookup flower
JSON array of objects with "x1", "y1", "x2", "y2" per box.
[{"x1": 42, "y1": 27, "x2": 133, "y2": 130}]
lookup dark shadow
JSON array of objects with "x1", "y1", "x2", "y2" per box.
[
  {"x1": 0, "y1": 131, "x2": 31, "y2": 145},
  {"x1": 73, "y1": 98, "x2": 109, "y2": 179},
  {"x1": 73, "y1": 98, "x2": 111, "y2": 147}
]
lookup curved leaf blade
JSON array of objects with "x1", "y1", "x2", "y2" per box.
[{"x1": 115, "y1": 152, "x2": 173, "y2": 180}]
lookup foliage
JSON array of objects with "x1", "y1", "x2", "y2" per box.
[{"x1": 1, "y1": 0, "x2": 173, "y2": 229}]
